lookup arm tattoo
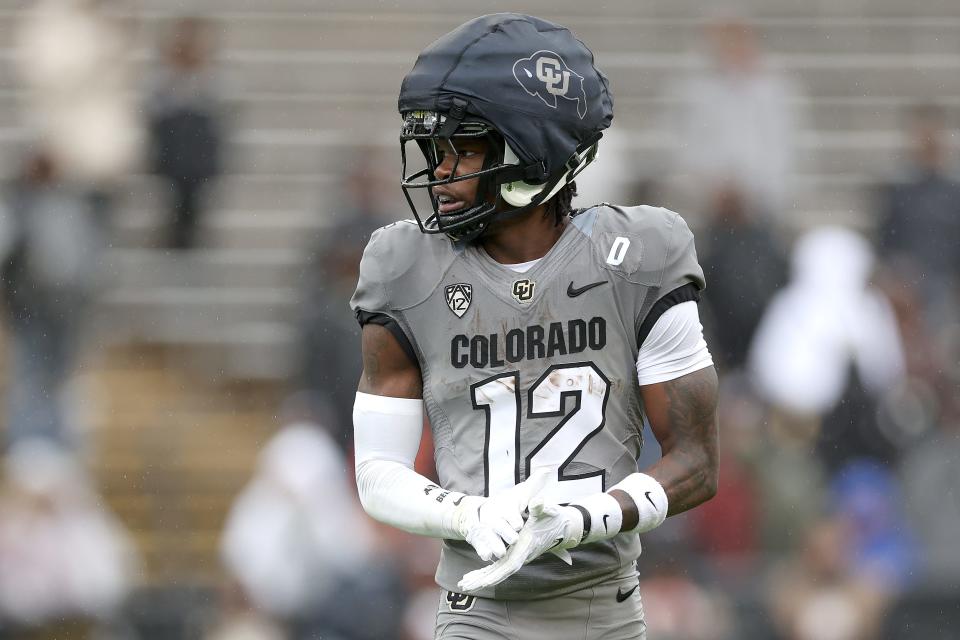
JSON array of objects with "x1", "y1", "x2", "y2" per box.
[
  {"x1": 358, "y1": 324, "x2": 422, "y2": 398},
  {"x1": 643, "y1": 366, "x2": 719, "y2": 516},
  {"x1": 359, "y1": 327, "x2": 387, "y2": 388}
]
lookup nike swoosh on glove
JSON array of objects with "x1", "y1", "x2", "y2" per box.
[
  {"x1": 451, "y1": 468, "x2": 552, "y2": 562},
  {"x1": 457, "y1": 495, "x2": 584, "y2": 591}
]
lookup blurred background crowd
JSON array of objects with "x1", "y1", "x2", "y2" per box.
[{"x1": 0, "y1": 0, "x2": 956, "y2": 639}]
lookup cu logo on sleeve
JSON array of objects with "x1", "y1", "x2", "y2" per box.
[{"x1": 446, "y1": 591, "x2": 477, "y2": 612}]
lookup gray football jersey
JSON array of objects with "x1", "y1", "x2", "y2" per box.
[{"x1": 351, "y1": 205, "x2": 705, "y2": 600}]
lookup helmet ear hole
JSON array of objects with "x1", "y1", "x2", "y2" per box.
[
  {"x1": 500, "y1": 143, "x2": 599, "y2": 208},
  {"x1": 500, "y1": 145, "x2": 547, "y2": 207}
]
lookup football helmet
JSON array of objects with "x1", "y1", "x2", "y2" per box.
[{"x1": 398, "y1": 13, "x2": 614, "y2": 241}]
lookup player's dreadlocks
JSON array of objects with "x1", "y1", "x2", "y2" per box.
[{"x1": 546, "y1": 181, "x2": 577, "y2": 227}]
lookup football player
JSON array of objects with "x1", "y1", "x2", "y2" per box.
[{"x1": 351, "y1": 14, "x2": 719, "y2": 639}]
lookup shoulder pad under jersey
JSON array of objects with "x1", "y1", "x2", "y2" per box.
[
  {"x1": 350, "y1": 220, "x2": 459, "y2": 316},
  {"x1": 579, "y1": 204, "x2": 705, "y2": 292}
]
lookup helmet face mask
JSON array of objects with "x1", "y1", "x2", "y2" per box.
[{"x1": 402, "y1": 110, "x2": 547, "y2": 241}]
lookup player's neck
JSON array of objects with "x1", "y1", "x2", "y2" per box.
[{"x1": 478, "y1": 207, "x2": 567, "y2": 265}]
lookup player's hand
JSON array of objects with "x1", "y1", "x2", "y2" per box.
[
  {"x1": 452, "y1": 468, "x2": 553, "y2": 562},
  {"x1": 457, "y1": 495, "x2": 584, "y2": 591}
]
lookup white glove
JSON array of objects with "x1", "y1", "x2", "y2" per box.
[
  {"x1": 450, "y1": 468, "x2": 552, "y2": 562},
  {"x1": 458, "y1": 495, "x2": 584, "y2": 591}
]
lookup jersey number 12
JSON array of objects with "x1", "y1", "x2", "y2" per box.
[{"x1": 471, "y1": 362, "x2": 609, "y2": 502}]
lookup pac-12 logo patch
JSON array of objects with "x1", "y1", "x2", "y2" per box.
[
  {"x1": 446, "y1": 591, "x2": 476, "y2": 612},
  {"x1": 512, "y1": 279, "x2": 536, "y2": 303},
  {"x1": 445, "y1": 283, "x2": 472, "y2": 318},
  {"x1": 513, "y1": 50, "x2": 588, "y2": 119}
]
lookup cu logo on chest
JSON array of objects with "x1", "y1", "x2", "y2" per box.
[{"x1": 512, "y1": 279, "x2": 535, "y2": 303}]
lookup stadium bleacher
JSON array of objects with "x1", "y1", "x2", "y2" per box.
[
  {"x1": 0, "y1": 3, "x2": 956, "y2": 380},
  {"x1": 1, "y1": 3, "x2": 959, "y2": 636}
]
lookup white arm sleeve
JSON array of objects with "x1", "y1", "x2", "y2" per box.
[
  {"x1": 353, "y1": 392, "x2": 465, "y2": 539},
  {"x1": 636, "y1": 301, "x2": 713, "y2": 386}
]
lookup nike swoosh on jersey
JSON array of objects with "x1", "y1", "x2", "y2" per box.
[
  {"x1": 566, "y1": 280, "x2": 608, "y2": 297},
  {"x1": 602, "y1": 514, "x2": 610, "y2": 532},
  {"x1": 452, "y1": 495, "x2": 465, "y2": 506},
  {"x1": 616, "y1": 584, "x2": 638, "y2": 603}
]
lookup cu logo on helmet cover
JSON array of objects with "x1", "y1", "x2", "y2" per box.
[
  {"x1": 513, "y1": 50, "x2": 588, "y2": 119},
  {"x1": 512, "y1": 279, "x2": 536, "y2": 303}
]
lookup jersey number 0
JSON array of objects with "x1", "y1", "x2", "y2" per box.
[{"x1": 471, "y1": 362, "x2": 610, "y2": 501}]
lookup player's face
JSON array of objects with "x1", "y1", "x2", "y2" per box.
[{"x1": 431, "y1": 137, "x2": 489, "y2": 214}]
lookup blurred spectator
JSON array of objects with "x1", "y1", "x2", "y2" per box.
[
  {"x1": 0, "y1": 438, "x2": 140, "y2": 630},
  {"x1": 686, "y1": 378, "x2": 760, "y2": 578},
  {"x1": 13, "y1": 0, "x2": 141, "y2": 187},
  {"x1": 830, "y1": 461, "x2": 916, "y2": 592},
  {"x1": 876, "y1": 104, "x2": 960, "y2": 332},
  {"x1": 899, "y1": 416, "x2": 960, "y2": 590},
  {"x1": 876, "y1": 257, "x2": 960, "y2": 444},
  {"x1": 7, "y1": 0, "x2": 135, "y2": 452},
  {"x1": 750, "y1": 393, "x2": 828, "y2": 555},
  {"x1": 219, "y1": 407, "x2": 405, "y2": 640},
  {"x1": 749, "y1": 227, "x2": 906, "y2": 472},
  {"x1": 768, "y1": 518, "x2": 891, "y2": 640},
  {"x1": 663, "y1": 14, "x2": 804, "y2": 224},
  {"x1": 876, "y1": 269, "x2": 944, "y2": 392},
  {"x1": 147, "y1": 17, "x2": 225, "y2": 249},
  {"x1": 296, "y1": 159, "x2": 392, "y2": 447},
  {"x1": 699, "y1": 184, "x2": 787, "y2": 370},
  {"x1": 0, "y1": 151, "x2": 106, "y2": 450},
  {"x1": 204, "y1": 582, "x2": 286, "y2": 640},
  {"x1": 639, "y1": 559, "x2": 735, "y2": 640}
]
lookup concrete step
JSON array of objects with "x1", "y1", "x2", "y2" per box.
[
  {"x1": 93, "y1": 254, "x2": 303, "y2": 379},
  {"x1": 112, "y1": 171, "x2": 881, "y2": 229},
  {"x1": 98, "y1": 288, "x2": 298, "y2": 332},
  {"x1": 194, "y1": 51, "x2": 960, "y2": 98},
  {"x1": 4, "y1": 49, "x2": 935, "y2": 102},
  {"x1": 113, "y1": 169, "x2": 881, "y2": 224},
  {"x1": 100, "y1": 494, "x2": 234, "y2": 531},
  {"x1": 6, "y1": 10, "x2": 960, "y2": 57},
  {"x1": 79, "y1": 342, "x2": 282, "y2": 580},
  {"x1": 26, "y1": 124, "x2": 905, "y2": 181},
  {"x1": 101, "y1": 247, "x2": 307, "y2": 288},
  {"x1": 5, "y1": 85, "x2": 960, "y2": 137},
  {"x1": 0, "y1": 125, "x2": 919, "y2": 182},
  {"x1": 228, "y1": 92, "x2": 960, "y2": 134},
  {"x1": 124, "y1": 0, "x2": 960, "y2": 18},
  {"x1": 112, "y1": 323, "x2": 298, "y2": 381},
  {"x1": 112, "y1": 208, "x2": 333, "y2": 251},
  {"x1": 4, "y1": 3, "x2": 960, "y2": 33},
  {"x1": 119, "y1": 173, "x2": 338, "y2": 212},
  {"x1": 202, "y1": 14, "x2": 960, "y2": 56},
  {"x1": 125, "y1": 128, "x2": 927, "y2": 178},
  {"x1": 180, "y1": 96, "x2": 960, "y2": 146}
]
